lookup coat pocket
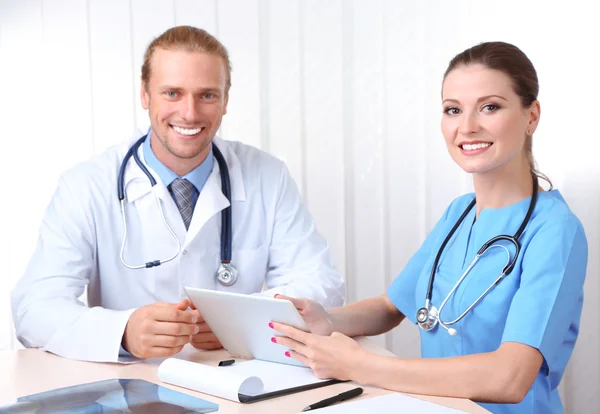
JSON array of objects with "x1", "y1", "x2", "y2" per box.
[{"x1": 215, "y1": 245, "x2": 269, "y2": 293}]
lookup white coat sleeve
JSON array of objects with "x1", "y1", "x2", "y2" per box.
[
  {"x1": 11, "y1": 174, "x2": 138, "y2": 363},
  {"x1": 259, "y1": 164, "x2": 345, "y2": 308}
]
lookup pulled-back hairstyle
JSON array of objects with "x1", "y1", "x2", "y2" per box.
[
  {"x1": 141, "y1": 25, "x2": 232, "y2": 94},
  {"x1": 444, "y1": 41, "x2": 551, "y2": 188}
]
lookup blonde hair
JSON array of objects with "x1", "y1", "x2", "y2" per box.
[{"x1": 141, "y1": 25, "x2": 232, "y2": 94}]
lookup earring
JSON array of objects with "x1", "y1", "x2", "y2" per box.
[{"x1": 527, "y1": 128, "x2": 532, "y2": 135}]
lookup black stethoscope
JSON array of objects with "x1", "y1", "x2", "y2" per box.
[
  {"x1": 416, "y1": 173, "x2": 539, "y2": 336},
  {"x1": 117, "y1": 135, "x2": 238, "y2": 286}
]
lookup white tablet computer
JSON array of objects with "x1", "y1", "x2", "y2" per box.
[{"x1": 183, "y1": 287, "x2": 309, "y2": 367}]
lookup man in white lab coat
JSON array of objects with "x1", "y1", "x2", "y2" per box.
[{"x1": 11, "y1": 26, "x2": 344, "y2": 363}]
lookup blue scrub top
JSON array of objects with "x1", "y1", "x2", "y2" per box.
[{"x1": 387, "y1": 190, "x2": 587, "y2": 414}]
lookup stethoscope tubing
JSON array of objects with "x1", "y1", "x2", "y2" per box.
[
  {"x1": 419, "y1": 173, "x2": 540, "y2": 332},
  {"x1": 117, "y1": 136, "x2": 235, "y2": 280}
]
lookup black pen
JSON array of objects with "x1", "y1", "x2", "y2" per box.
[{"x1": 301, "y1": 387, "x2": 363, "y2": 411}]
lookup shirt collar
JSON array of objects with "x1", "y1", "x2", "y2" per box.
[{"x1": 142, "y1": 129, "x2": 215, "y2": 192}]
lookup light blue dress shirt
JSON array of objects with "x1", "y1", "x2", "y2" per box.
[
  {"x1": 387, "y1": 190, "x2": 587, "y2": 414},
  {"x1": 142, "y1": 131, "x2": 214, "y2": 203}
]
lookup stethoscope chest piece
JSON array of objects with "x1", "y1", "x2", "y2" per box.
[
  {"x1": 217, "y1": 263, "x2": 238, "y2": 286},
  {"x1": 416, "y1": 304, "x2": 439, "y2": 331}
]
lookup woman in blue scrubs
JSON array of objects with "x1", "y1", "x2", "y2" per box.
[{"x1": 271, "y1": 41, "x2": 587, "y2": 414}]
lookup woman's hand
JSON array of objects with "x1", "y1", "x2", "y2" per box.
[
  {"x1": 271, "y1": 322, "x2": 368, "y2": 380},
  {"x1": 274, "y1": 294, "x2": 335, "y2": 336}
]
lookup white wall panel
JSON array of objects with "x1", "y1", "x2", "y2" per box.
[
  {"x1": 300, "y1": 0, "x2": 346, "y2": 277},
  {"x1": 264, "y1": 0, "x2": 304, "y2": 192},
  {"x1": 384, "y1": 0, "x2": 425, "y2": 358},
  {"x1": 216, "y1": 0, "x2": 261, "y2": 147},
  {"x1": 89, "y1": 0, "x2": 136, "y2": 152},
  {"x1": 40, "y1": 0, "x2": 94, "y2": 172},
  {"x1": 345, "y1": 0, "x2": 386, "y2": 346},
  {"x1": 174, "y1": 0, "x2": 217, "y2": 35}
]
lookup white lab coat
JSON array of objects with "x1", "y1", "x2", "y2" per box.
[{"x1": 11, "y1": 133, "x2": 344, "y2": 363}]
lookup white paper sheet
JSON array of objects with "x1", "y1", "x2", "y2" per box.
[
  {"x1": 157, "y1": 358, "x2": 327, "y2": 402},
  {"x1": 298, "y1": 392, "x2": 468, "y2": 413},
  {"x1": 158, "y1": 359, "x2": 261, "y2": 402},
  {"x1": 222, "y1": 360, "x2": 326, "y2": 395}
]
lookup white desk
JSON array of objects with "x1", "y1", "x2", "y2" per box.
[{"x1": 0, "y1": 339, "x2": 489, "y2": 413}]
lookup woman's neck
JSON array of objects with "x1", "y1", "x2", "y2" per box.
[{"x1": 472, "y1": 161, "x2": 535, "y2": 217}]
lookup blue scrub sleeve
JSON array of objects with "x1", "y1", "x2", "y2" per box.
[
  {"x1": 501, "y1": 216, "x2": 587, "y2": 381},
  {"x1": 386, "y1": 203, "x2": 455, "y2": 323}
]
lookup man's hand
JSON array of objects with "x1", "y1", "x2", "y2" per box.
[
  {"x1": 122, "y1": 299, "x2": 199, "y2": 359},
  {"x1": 188, "y1": 301, "x2": 223, "y2": 350}
]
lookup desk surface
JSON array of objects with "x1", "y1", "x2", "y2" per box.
[{"x1": 0, "y1": 339, "x2": 489, "y2": 413}]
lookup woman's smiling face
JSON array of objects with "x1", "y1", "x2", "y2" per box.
[{"x1": 441, "y1": 64, "x2": 538, "y2": 176}]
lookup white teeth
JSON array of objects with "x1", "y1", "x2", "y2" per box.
[
  {"x1": 462, "y1": 142, "x2": 491, "y2": 151},
  {"x1": 173, "y1": 126, "x2": 202, "y2": 136}
]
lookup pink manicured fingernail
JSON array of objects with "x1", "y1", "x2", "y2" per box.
[
  {"x1": 285, "y1": 351, "x2": 291, "y2": 357},
  {"x1": 274, "y1": 294, "x2": 281, "y2": 298},
  {"x1": 271, "y1": 337, "x2": 277, "y2": 343},
  {"x1": 268, "y1": 322, "x2": 274, "y2": 329}
]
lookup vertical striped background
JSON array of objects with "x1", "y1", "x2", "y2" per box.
[{"x1": 1, "y1": 1, "x2": 599, "y2": 412}]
